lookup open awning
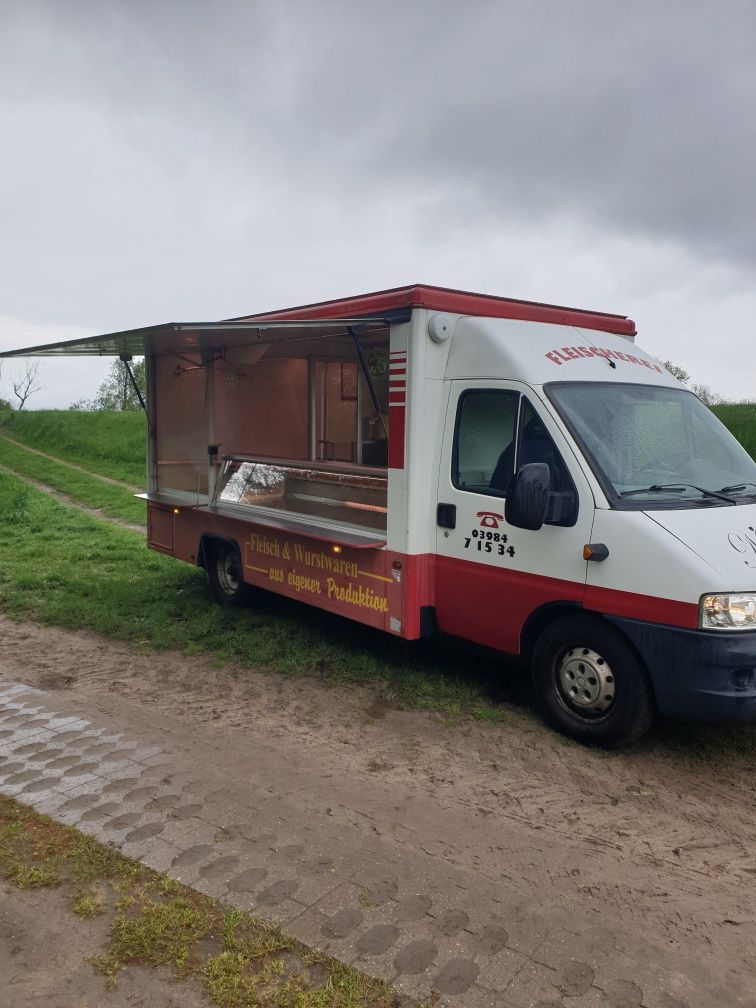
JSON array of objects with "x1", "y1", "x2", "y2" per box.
[{"x1": 0, "y1": 317, "x2": 391, "y2": 359}]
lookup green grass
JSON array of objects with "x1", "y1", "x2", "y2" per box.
[
  {"x1": 0, "y1": 795, "x2": 398, "y2": 1007},
  {"x1": 0, "y1": 409, "x2": 145, "y2": 486},
  {"x1": 0, "y1": 468, "x2": 513, "y2": 720},
  {"x1": 0, "y1": 436, "x2": 146, "y2": 526},
  {"x1": 712, "y1": 402, "x2": 756, "y2": 459}
]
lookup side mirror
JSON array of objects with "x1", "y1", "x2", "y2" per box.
[{"x1": 505, "y1": 463, "x2": 550, "y2": 530}]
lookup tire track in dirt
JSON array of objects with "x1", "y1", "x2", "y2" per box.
[
  {"x1": 0, "y1": 462, "x2": 145, "y2": 533},
  {"x1": 0, "y1": 433, "x2": 141, "y2": 491}
]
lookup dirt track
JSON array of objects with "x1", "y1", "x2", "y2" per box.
[{"x1": 2, "y1": 612, "x2": 755, "y2": 1001}]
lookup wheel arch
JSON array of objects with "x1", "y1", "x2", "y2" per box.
[
  {"x1": 196, "y1": 533, "x2": 242, "y2": 571},
  {"x1": 520, "y1": 602, "x2": 655, "y2": 688}
]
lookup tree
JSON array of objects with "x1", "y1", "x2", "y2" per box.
[
  {"x1": 72, "y1": 358, "x2": 146, "y2": 411},
  {"x1": 655, "y1": 359, "x2": 721, "y2": 405},
  {"x1": 11, "y1": 361, "x2": 44, "y2": 410},
  {"x1": 657, "y1": 359, "x2": 690, "y2": 385}
]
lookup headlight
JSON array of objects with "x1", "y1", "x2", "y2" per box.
[{"x1": 700, "y1": 593, "x2": 756, "y2": 630}]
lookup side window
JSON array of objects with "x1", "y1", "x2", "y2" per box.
[
  {"x1": 517, "y1": 398, "x2": 573, "y2": 494},
  {"x1": 453, "y1": 390, "x2": 520, "y2": 496}
]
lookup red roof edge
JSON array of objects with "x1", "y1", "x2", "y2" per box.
[{"x1": 230, "y1": 283, "x2": 636, "y2": 337}]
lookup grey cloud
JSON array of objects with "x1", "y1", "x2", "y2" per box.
[{"x1": 0, "y1": 0, "x2": 754, "y2": 405}]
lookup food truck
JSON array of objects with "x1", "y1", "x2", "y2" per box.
[{"x1": 4, "y1": 283, "x2": 755, "y2": 746}]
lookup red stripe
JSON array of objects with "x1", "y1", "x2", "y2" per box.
[
  {"x1": 389, "y1": 392, "x2": 406, "y2": 404},
  {"x1": 388, "y1": 405, "x2": 405, "y2": 468},
  {"x1": 389, "y1": 367, "x2": 406, "y2": 375},
  {"x1": 434, "y1": 554, "x2": 698, "y2": 654},
  {"x1": 584, "y1": 584, "x2": 697, "y2": 628}
]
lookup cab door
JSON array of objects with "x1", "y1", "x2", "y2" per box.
[{"x1": 434, "y1": 380, "x2": 594, "y2": 654}]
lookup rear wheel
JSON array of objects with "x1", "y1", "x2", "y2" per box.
[
  {"x1": 531, "y1": 615, "x2": 655, "y2": 747},
  {"x1": 207, "y1": 540, "x2": 246, "y2": 607}
]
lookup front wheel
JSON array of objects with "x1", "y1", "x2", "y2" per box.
[
  {"x1": 531, "y1": 615, "x2": 655, "y2": 747},
  {"x1": 207, "y1": 540, "x2": 246, "y2": 607}
]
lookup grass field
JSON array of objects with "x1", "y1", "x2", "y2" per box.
[
  {"x1": 1, "y1": 409, "x2": 145, "y2": 486},
  {"x1": 712, "y1": 402, "x2": 756, "y2": 459},
  {"x1": 0, "y1": 436, "x2": 146, "y2": 526}
]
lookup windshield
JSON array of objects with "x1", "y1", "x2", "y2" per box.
[{"x1": 546, "y1": 382, "x2": 756, "y2": 506}]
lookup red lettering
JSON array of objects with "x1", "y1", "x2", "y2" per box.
[
  {"x1": 545, "y1": 351, "x2": 564, "y2": 365},
  {"x1": 576, "y1": 346, "x2": 594, "y2": 358},
  {"x1": 562, "y1": 347, "x2": 580, "y2": 360},
  {"x1": 626, "y1": 355, "x2": 640, "y2": 365}
]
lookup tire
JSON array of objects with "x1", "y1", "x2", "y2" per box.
[
  {"x1": 531, "y1": 615, "x2": 655, "y2": 747},
  {"x1": 207, "y1": 540, "x2": 246, "y2": 607}
]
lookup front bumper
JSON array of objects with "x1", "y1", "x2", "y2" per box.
[{"x1": 607, "y1": 616, "x2": 756, "y2": 722}]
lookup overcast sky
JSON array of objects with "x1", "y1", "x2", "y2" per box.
[{"x1": 1, "y1": 0, "x2": 754, "y2": 406}]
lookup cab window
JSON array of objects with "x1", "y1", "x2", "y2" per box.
[
  {"x1": 453, "y1": 390, "x2": 519, "y2": 496},
  {"x1": 453, "y1": 390, "x2": 573, "y2": 499}
]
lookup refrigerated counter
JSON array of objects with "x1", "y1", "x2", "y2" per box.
[{"x1": 213, "y1": 456, "x2": 388, "y2": 533}]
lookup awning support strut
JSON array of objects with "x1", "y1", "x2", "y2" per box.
[{"x1": 119, "y1": 353, "x2": 147, "y2": 415}]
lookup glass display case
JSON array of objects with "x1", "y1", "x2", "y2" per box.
[{"x1": 214, "y1": 457, "x2": 388, "y2": 532}]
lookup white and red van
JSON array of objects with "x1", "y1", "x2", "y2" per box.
[{"x1": 5, "y1": 284, "x2": 756, "y2": 745}]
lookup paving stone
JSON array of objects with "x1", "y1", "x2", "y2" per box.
[
  {"x1": 199, "y1": 856, "x2": 241, "y2": 881},
  {"x1": 362, "y1": 878, "x2": 398, "y2": 906},
  {"x1": 144, "y1": 793, "x2": 182, "y2": 812},
  {"x1": 322, "y1": 907, "x2": 364, "y2": 939},
  {"x1": 140, "y1": 841, "x2": 183, "y2": 874},
  {"x1": 601, "y1": 978, "x2": 644, "y2": 1007},
  {"x1": 169, "y1": 802, "x2": 204, "y2": 820},
  {"x1": 393, "y1": 938, "x2": 438, "y2": 975},
  {"x1": 0, "y1": 761, "x2": 27, "y2": 776},
  {"x1": 124, "y1": 822, "x2": 166, "y2": 843},
  {"x1": 79, "y1": 801, "x2": 122, "y2": 822},
  {"x1": 472, "y1": 921, "x2": 509, "y2": 956},
  {"x1": 555, "y1": 957, "x2": 596, "y2": 997},
  {"x1": 434, "y1": 908, "x2": 472, "y2": 937},
  {"x1": 5, "y1": 769, "x2": 43, "y2": 785},
  {"x1": 60, "y1": 793, "x2": 101, "y2": 812},
  {"x1": 356, "y1": 924, "x2": 401, "y2": 956},
  {"x1": 60, "y1": 762, "x2": 101, "y2": 778},
  {"x1": 257, "y1": 878, "x2": 300, "y2": 906},
  {"x1": 123, "y1": 786, "x2": 158, "y2": 804},
  {"x1": 433, "y1": 957, "x2": 480, "y2": 995},
  {"x1": 43, "y1": 754, "x2": 82, "y2": 770},
  {"x1": 19, "y1": 776, "x2": 61, "y2": 795},
  {"x1": 101, "y1": 776, "x2": 142, "y2": 795},
  {"x1": 104, "y1": 812, "x2": 143, "y2": 831},
  {"x1": 394, "y1": 894, "x2": 433, "y2": 921},
  {"x1": 26, "y1": 746, "x2": 65, "y2": 762},
  {"x1": 172, "y1": 843, "x2": 216, "y2": 868},
  {"x1": 227, "y1": 866, "x2": 268, "y2": 893}
]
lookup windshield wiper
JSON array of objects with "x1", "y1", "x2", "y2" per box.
[
  {"x1": 620, "y1": 483, "x2": 736, "y2": 503},
  {"x1": 718, "y1": 481, "x2": 756, "y2": 494}
]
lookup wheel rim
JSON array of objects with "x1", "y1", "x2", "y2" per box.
[
  {"x1": 555, "y1": 646, "x2": 615, "y2": 720},
  {"x1": 216, "y1": 549, "x2": 240, "y2": 596}
]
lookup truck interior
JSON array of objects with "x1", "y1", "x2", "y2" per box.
[{"x1": 152, "y1": 321, "x2": 391, "y2": 534}]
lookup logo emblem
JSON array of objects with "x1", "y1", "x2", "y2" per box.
[{"x1": 477, "y1": 511, "x2": 504, "y2": 529}]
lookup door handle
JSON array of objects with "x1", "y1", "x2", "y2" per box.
[{"x1": 437, "y1": 503, "x2": 456, "y2": 529}]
